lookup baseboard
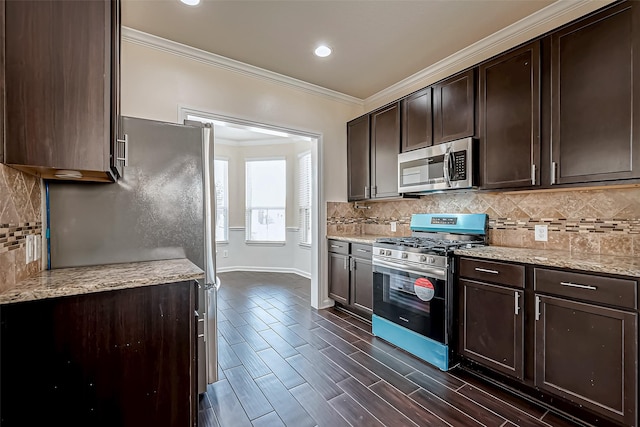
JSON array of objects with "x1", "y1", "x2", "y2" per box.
[{"x1": 216, "y1": 265, "x2": 311, "y2": 279}]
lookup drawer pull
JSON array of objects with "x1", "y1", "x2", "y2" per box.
[
  {"x1": 514, "y1": 292, "x2": 520, "y2": 315},
  {"x1": 535, "y1": 296, "x2": 541, "y2": 321},
  {"x1": 356, "y1": 249, "x2": 369, "y2": 253},
  {"x1": 560, "y1": 281, "x2": 597, "y2": 291},
  {"x1": 475, "y1": 267, "x2": 499, "y2": 274},
  {"x1": 330, "y1": 244, "x2": 342, "y2": 249}
]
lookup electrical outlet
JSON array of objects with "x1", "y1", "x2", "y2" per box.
[
  {"x1": 34, "y1": 235, "x2": 41, "y2": 261},
  {"x1": 535, "y1": 225, "x2": 548, "y2": 242},
  {"x1": 390, "y1": 221, "x2": 397, "y2": 232},
  {"x1": 223, "y1": 250, "x2": 228, "y2": 258},
  {"x1": 25, "y1": 235, "x2": 34, "y2": 264}
]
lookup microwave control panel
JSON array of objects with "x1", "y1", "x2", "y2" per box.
[{"x1": 452, "y1": 151, "x2": 467, "y2": 181}]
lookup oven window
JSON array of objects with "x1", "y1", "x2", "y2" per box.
[{"x1": 373, "y1": 264, "x2": 446, "y2": 343}]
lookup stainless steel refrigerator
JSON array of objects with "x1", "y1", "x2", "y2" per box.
[{"x1": 48, "y1": 116, "x2": 219, "y2": 394}]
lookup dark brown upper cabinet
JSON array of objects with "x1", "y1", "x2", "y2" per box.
[
  {"x1": 401, "y1": 87, "x2": 433, "y2": 152},
  {"x1": 479, "y1": 42, "x2": 541, "y2": 190},
  {"x1": 370, "y1": 102, "x2": 401, "y2": 199},
  {"x1": 550, "y1": 2, "x2": 640, "y2": 185},
  {"x1": 347, "y1": 115, "x2": 370, "y2": 201},
  {"x1": 3, "y1": 0, "x2": 122, "y2": 182},
  {"x1": 433, "y1": 69, "x2": 475, "y2": 145}
]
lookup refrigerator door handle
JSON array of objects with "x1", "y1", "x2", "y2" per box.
[{"x1": 202, "y1": 124, "x2": 217, "y2": 288}]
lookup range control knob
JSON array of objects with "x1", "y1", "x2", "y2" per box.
[
  {"x1": 427, "y1": 256, "x2": 435, "y2": 263},
  {"x1": 419, "y1": 255, "x2": 427, "y2": 262},
  {"x1": 401, "y1": 253, "x2": 408, "y2": 259},
  {"x1": 385, "y1": 250, "x2": 392, "y2": 256},
  {"x1": 379, "y1": 249, "x2": 385, "y2": 255}
]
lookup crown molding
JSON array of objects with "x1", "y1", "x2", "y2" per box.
[
  {"x1": 121, "y1": 27, "x2": 363, "y2": 107},
  {"x1": 365, "y1": 0, "x2": 615, "y2": 107}
]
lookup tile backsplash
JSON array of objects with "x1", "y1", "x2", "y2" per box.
[
  {"x1": 0, "y1": 165, "x2": 42, "y2": 292},
  {"x1": 327, "y1": 186, "x2": 640, "y2": 256}
]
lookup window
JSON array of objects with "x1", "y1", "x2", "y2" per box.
[
  {"x1": 298, "y1": 152, "x2": 312, "y2": 245},
  {"x1": 245, "y1": 159, "x2": 286, "y2": 242},
  {"x1": 214, "y1": 159, "x2": 228, "y2": 242}
]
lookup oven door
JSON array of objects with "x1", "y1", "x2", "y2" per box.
[{"x1": 372, "y1": 259, "x2": 446, "y2": 343}]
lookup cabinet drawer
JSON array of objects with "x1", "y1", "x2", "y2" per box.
[
  {"x1": 328, "y1": 239, "x2": 349, "y2": 255},
  {"x1": 459, "y1": 258, "x2": 524, "y2": 288},
  {"x1": 351, "y1": 243, "x2": 372, "y2": 260},
  {"x1": 534, "y1": 268, "x2": 637, "y2": 310}
]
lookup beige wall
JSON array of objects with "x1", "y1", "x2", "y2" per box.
[{"x1": 121, "y1": 41, "x2": 362, "y2": 204}]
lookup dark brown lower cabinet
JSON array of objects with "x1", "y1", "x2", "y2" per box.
[
  {"x1": 328, "y1": 251, "x2": 350, "y2": 305},
  {"x1": 351, "y1": 255, "x2": 373, "y2": 315},
  {"x1": 328, "y1": 241, "x2": 373, "y2": 319},
  {"x1": 459, "y1": 279, "x2": 524, "y2": 380},
  {"x1": 0, "y1": 281, "x2": 197, "y2": 427},
  {"x1": 535, "y1": 295, "x2": 637, "y2": 426}
]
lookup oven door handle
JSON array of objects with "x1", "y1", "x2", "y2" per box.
[{"x1": 373, "y1": 259, "x2": 446, "y2": 279}]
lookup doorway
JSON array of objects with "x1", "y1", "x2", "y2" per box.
[{"x1": 180, "y1": 107, "x2": 323, "y2": 309}]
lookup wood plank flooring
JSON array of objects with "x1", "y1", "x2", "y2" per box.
[{"x1": 199, "y1": 272, "x2": 583, "y2": 427}]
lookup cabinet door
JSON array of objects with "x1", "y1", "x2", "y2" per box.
[
  {"x1": 479, "y1": 42, "x2": 540, "y2": 189},
  {"x1": 328, "y1": 252, "x2": 350, "y2": 304},
  {"x1": 351, "y1": 256, "x2": 373, "y2": 314},
  {"x1": 0, "y1": 281, "x2": 196, "y2": 426},
  {"x1": 4, "y1": 0, "x2": 117, "y2": 182},
  {"x1": 550, "y1": 2, "x2": 640, "y2": 184},
  {"x1": 402, "y1": 88, "x2": 432, "y2": 152},
  {"x1": 347, "y1": 115, "x2": 370, "y2": 201},
  {"x1": 433, "y1": 69, "x2": 475, "y2": 144},
  {"x1": 535, "y1": 295, "x2": 637, "y2": 426},
  {"x1": 459, "y1": 279, "x2": 524, "y2": 380},
  {"x1": 370, "y1": 103, "x2": 400, "y2": 199}
]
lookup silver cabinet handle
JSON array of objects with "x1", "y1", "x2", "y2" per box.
[
  {"x1": 475, "y1": 267, "x2": 499, "y2": 274},
  {"x1": 560, "y1": 281, "x2": 597, "y2": 290},
  {"x1": 535, "y1": 296, "x2": 541, "y2": 321},
  {"x1": 515, "y1": 292, "x2": 520, "y2": 315},
  {"x1": 356, "y1": 249, "x2": 369, "y2": 253},
  {"x1": 350, "y1": 258, "x2": 355, "y2": 271},
  {"x1": 116, "y1": 134, "x2": 129, "y2": 166},
  {"x1": 551, "y1": 161, "x2": 557, "y2": 185},
  {"x1": 343, "y1": 257, "x2": 348, "y2": 270},
  {"x1": 330, "y1": 244, "x2": 341, "y2": 249},
  {"x1": 364, "y1": 186, "x2": 369, "y2": 198},
  {"x1": 531, "y1": 164, "x2": 536, "y2": 185}
]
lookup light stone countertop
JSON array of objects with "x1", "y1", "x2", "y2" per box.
[
  {"x1": 455, "y1": 246, "x2": 640, "y2": 278},
  {"x1": 0, "y1": 258, "x2": 204, "y2": 305},
  {"x1": 327, "y1": 234, "x2": 386, "y2": 245}
]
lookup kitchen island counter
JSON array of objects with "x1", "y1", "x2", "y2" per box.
[
  {"x1": 455, "y1": 246, "x2": 640, "y2": 278},
  {"x1": 0, "y1": 258, "x2": 204, "y2": 305}
]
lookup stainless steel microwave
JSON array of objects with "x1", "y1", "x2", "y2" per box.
[{"x1": 398, "y1": 137, "x2": 476, "y2": 193}]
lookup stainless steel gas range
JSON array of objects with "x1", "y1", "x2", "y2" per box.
[{"x1": 371, "y1": 213, "x2": 488, "y2": 371}]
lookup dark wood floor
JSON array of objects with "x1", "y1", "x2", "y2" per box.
[{"x1": 199, "y1": 272, "x2": 581, "y2": 427}]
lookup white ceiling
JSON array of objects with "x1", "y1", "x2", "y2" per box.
[{"x1": 121, "y1": 0, "x2": 556, "y2": 100}]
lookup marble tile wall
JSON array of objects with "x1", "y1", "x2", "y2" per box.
[
  {"x1": 0, "y1": 165, "x2": 42, "y2": 292},
  {"x1": 327, "y1": 186, "x2": 640, "y2": 256}
]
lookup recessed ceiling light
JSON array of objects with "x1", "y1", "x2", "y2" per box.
[
  {"x1": 180, "y1": 0, "x2": 200, "y2": 6},
  {"x1": 314, "y1": 45, "x2": 332, "y2": 58}
]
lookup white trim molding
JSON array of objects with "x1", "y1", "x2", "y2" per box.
[
  {"x1": 121, "y1": 27, "x2": 363, "y2": 107},
  {"x1": 364, "y1": 0, "x2": 616, "y2": 108},
  {"x1": 217, "y1": 266, "x2": 311, "y2": 279}
]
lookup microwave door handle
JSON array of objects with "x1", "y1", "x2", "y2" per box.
[{"x1": 443, "y1": 148, "x2": 452, "y2": 187}]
